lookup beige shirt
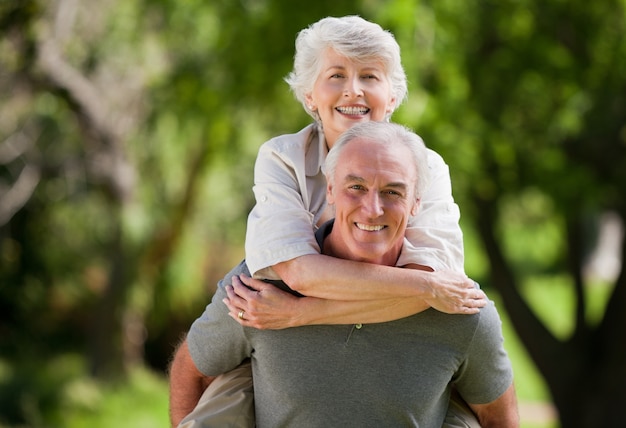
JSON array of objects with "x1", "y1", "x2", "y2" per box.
[{"x1": 245, "y1": 124, "x2": 464, "y2": 280}]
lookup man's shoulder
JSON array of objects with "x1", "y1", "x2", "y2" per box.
[
  {"x1": 217, "y1": 260, "x2": 251, "y2": 290},
  {"x1": 476, "y1": 300, "x2": 504, "y2": 330},
  {"x1": 218, "y1": 260, "x2": 303, "y2": 297},
  {"x1": 415, "y1": 302, "x2": 497, "y2": 340}
]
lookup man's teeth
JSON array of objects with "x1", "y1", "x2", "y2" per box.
[
  {"x1": 336, "y1": 106, "x2": 369, "y2": 115},
  {"x1": 356, "y1": 223, "x2": 384, "y2": 231}
]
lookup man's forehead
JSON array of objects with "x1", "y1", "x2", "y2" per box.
[
  {"x1": 341, "y1": 173, "x2": 409, "y2": 189},
  {"x1": 336, "y1": 142, "x2": 415, "y2": 183}
]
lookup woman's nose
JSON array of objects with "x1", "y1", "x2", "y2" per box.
[{"x1": 344, "y1": 76, "x2": 364, "y2": 97}]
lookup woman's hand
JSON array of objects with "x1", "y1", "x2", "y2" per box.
[
  {"x1": 419, "y1": 269, "x2": 488, "y2": 315},
  {"x1": 223, "y1": 274, "x2": 305, "y2": 330}
]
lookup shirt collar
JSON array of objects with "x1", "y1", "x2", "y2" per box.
[{"x1": 304, "y1": 123, "x2": 328, "y2": 177}]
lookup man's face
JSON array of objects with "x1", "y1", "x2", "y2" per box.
[{"x1": 326, "y1": 138, "x2": 419, "y2": 266}]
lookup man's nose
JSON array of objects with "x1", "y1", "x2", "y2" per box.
[{"x1": 362, "y1": 192, "x2": 384, "y2": 217}]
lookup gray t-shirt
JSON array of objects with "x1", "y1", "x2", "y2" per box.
[{"x1": 188, "y1": 223, "x2": 513, "y2": 427}]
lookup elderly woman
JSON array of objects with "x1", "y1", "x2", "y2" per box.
[
  {"x1": 172, "y1": 16, "x2": 488, "y2": 428},
  {"x1": 236, "y1": 15, "x2": 485, "y2": 326}
]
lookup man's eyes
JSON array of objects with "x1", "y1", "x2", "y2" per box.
[
  {"x1": 382, "y1": 190, "x2": 404, "y2": 198},
  {"x1": 348, "y1": 186, "x2": 403, "y2": 197}
]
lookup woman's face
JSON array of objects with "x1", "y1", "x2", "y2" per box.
[{"x1": 306, "y1": 49, "x2": 396, "y2": 148}]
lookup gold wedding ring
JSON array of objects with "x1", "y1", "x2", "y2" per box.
[{"x1": 238, "y1": 310, "x2": 245, "y2": 320}]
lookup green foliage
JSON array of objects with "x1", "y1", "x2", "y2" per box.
[
  {"x1": 2, "y1": 0, "x2": 625, "y2": 425},
  {"x1": 63, "y1": 367, "x2": 169, "y2": 428},
  {"x1": 0, "y1": 354, "x2": 168, "y2": 428}
]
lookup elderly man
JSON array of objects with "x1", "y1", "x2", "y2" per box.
[{"x1": 170, "y1": 121, "x2": 519, "y2": 427}]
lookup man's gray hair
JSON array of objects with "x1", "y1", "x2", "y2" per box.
[
  {"x1": 285, "y1": 16, "x2": 408, "y2": 121},
  {"x1": 324, "y1": 122, "x2": 430, "y2": 200}
]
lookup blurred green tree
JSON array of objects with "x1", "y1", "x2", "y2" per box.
[
  {"x1": 1, "y1": 0, "x2": 625, "y2": 426},
  {"x1": 406, "y1": 1, "x2": 626, "y2": 426}
]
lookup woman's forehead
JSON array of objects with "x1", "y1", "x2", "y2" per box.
[{"x1": 319, "y1": 48, "x2": 387, "y2": 71}]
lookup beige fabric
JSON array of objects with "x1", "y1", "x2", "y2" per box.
[{"x1": 177, "y1": 360, "x2": 254, "y2": 428}]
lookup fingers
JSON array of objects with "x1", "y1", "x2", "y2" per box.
[
  {"x1": 469, "y1": 289, "x2": 487, "y2": 306},
  {"x1": 223, "y1": 279, "x2": 253, "y2": 325},
  {"x1": 225, "y1": 283, "x2": 248, "y2": 308},
  {"x1": 222, "y1": 289, "x2": 243, "y2": 320},
  {"x1": 463, "y1": 289, "x2": 488, "y2": 313},
  {"x1": 232, "y1": 275, "x2": 258, "y2": 296},
  {"x1": 428, "y1": 278, "x2": 489, "y2": 314},
  {"x1": 223, "y1": 275, "x2": 270, "y2": 327},
  {"x1": 460, "y1": 289, "x2": 487, "y2": 310},
  {"x1": 238, "y1": 274, "x2": 273, "y2": 292}
]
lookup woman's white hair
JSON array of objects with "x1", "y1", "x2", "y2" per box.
[
  {"x1": 285, "y1": 16, "x2": 408, "y2": 121},
  {"x1": 324, "y1": 121, "x2": 430, "y2": 201}
]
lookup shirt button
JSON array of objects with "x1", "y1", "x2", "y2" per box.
[{"x1": 261, "y1": 195, "x2": 268, "y2": 203}]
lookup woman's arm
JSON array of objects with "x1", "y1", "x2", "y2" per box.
[
  {"x1": 224, "y1": 270, "x2": 485, "y2": 329},
  {"x1": 274, "y1": 254, "x2": 485, "y2": 314},
  {"x1": 223, "y1": 275, "x2": 431, "y2": 329},
  {"x1": 398, "y1": 150, "x2": 465, "y2": 272}
]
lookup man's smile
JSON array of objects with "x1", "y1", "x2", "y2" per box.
[{"x1": 355, "y1": 222, "x2": 386, "y2": 232}]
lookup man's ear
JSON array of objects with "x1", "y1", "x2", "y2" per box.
[
  {"x1": 410, "y1": 198, "x2": 420, "y2": 216},
  {"x1": 326, "y1": 182, "x2": 335, "y2": 205}
]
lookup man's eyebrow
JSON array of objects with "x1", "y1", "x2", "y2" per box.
[
  {"x1": 386, "y1": 182, "x2": 409, "y2": 190},
  {"x1": 343, "y1": 174, "x2": 366, "y2": 183}
]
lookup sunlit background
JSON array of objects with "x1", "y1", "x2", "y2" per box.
[{"x1": 1, "y1": 0, "x2": 625, "y2": 426}]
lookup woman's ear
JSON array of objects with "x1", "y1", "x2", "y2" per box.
[
  {"x1": 305, "y1": 93, "x2": 316, "y2": 111},
  {"x1": 385, "y1": 96, "x2": 397, "y2": 116}
]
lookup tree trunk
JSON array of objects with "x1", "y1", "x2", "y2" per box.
[
  {"x1": 88, "y1": 220, "x2": 129, "y2": 379},
  {"x1": 473, "y1": 192, "x2": 626, "y2": 427}
]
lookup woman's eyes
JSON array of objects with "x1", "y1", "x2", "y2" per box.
[{"x1": 329, "y1": 73, "x2": 379, "y2": 80}]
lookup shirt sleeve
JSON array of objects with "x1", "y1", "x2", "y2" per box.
[
  {"x1": 453, "y1": 301, "x2": 515, "y2": 404},
  {"x1": 396, "y1": 149, "x2": 465, "y2": 272},
  {"x1": 245, "y1": 128, "x2": 326, "y2": 279},
  {"x1": 187, "y1": 262, "x2": 254, "y2": 376}
]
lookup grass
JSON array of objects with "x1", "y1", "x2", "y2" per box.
[
  {"x1": 0, "y1": 356, "x2": 169, "y2": 428},
  {"x1": 62, "y1": 368, "x2": 169, "y2": 428}
]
